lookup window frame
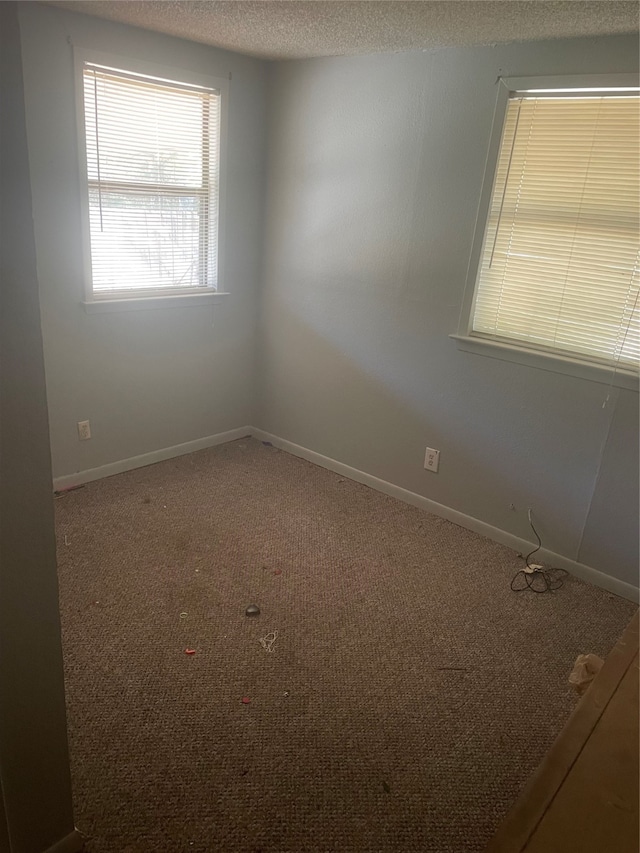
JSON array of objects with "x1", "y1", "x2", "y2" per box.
[
  {"x1": 74, "y1": 48, "x2": 229, "y2": 309},
  {"x1": 454, "y1": 73, "x2": 639, "y2": 390}
]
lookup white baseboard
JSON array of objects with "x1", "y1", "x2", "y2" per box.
[
  {"x1": 52, "y1": 426, "x2": 251, "y2": 491},
  {"x1": 251, "y1": 427, "x2": 639, "y2": 604},
  {"x1": 44, "y1": 829, "x2": 85, "y2": 853}
]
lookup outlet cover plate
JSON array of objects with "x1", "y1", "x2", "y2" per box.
[{"x1": 424, "y1": 447, "x2": 440, "y2": 472}]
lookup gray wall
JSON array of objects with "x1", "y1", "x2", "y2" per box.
[
  {"x1": 18, "y1": 2, "x2": 267, "y2": 481},
  {"x1": 259, "y1": 36, "x2": 639, "y2": 588},
  {"x1": 0, "y1": 3, "x2": 77, "y2": 851}
]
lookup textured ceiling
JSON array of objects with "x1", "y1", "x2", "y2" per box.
[{"x1": 45, "y1": 1, "x2": 639, "y2": 60}]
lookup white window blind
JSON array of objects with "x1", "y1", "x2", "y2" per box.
[
  {"x1": 82, "y1": 62, "x2": 220, "y2": 296},
  {"x1": 472, "y1": 92, "x2": 640, "y2": 370}
]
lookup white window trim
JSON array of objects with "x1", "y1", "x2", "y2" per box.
[
  {"x1": 81, "y1": 291, "x2": 229, "y2": 314},
  {"x1": 73, "y1": 48, "x2": 229, "y2": 308},
  {"x1": 454, "y1": 73, "x2": 639, "y2": 391}
]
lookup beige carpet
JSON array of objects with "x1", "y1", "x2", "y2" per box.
[{"x1": 54, "y1": 437, "x2": 636, "y2": 852}]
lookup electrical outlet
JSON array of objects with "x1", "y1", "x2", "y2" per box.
[
  {"x1": 77, "y1": 420, "x2": 91, "y2": 441},
  {"x1": 424, "y1": 447, "x2": 440, "y2": 472}
]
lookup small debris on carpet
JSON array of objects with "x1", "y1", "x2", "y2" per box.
[
  {"x1": 382, "y1": 781, "x2": 391, "y2": 794},
  {"x1": 273, "y1": 569, "x2": 282, "y2": 576},
  {"x1": 283, "y1": 691, "x2": 290, "y2": 698},
  {"x1": 184, "y1": 648, "x2": 196, "y2": 655},
  {"x1": 259, "y1": 631, "x2": 278, "y2": 653},
  {"x1": 245, "y1": 604, "x2": 260, "y2": 617},
  {"x1": 64, "y1": 535, "x2": 70, "y2": 546},
  {"x1": 54, "y1": 484, "x2": 85, "y2": 497},
  {"x1": 241, "y1": 697, "x2": 251, "y2": 705},
  {"x1": 569, "y1": 653, "x2": 604, "y2": 695},
  {"x1": 180, "y1": 612, "x2": 188, "y2": 620}
]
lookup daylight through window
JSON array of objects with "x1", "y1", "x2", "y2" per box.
[
  {"x1": 471, "y1": 89, "x2": 640, "y2": 370},
  {"x1": 82, "y1": 62, "x2": 220, "y2": 297}
]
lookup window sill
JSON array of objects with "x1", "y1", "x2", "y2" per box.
[
  {"x1": 82, "y1": 291, "x2": 229, "y2": 314},
  {"x1": 450, "y1": 334, "x2": 639, "y2": 391}
]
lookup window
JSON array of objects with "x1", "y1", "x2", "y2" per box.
[
  {"x1": 460, "y1": 77, "x2": 639, "y2": 376},
  {"x1": 77, "y1": 55, "x2": 223, "y2": 301}
]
